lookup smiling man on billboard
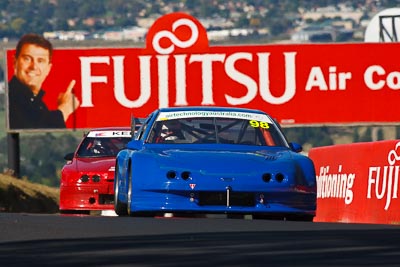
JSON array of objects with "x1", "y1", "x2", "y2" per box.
[{"x1": 7, "y1": 33, "x2": 80, "y2": 130}]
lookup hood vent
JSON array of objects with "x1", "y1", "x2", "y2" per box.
[{"x1": 264, "y1": 155, "x2": 277, "y2": 161}]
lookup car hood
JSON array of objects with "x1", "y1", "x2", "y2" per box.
[
  {"x1": 71, "y1": 157, "x2": 116, "y2": 173},
  {"x1": 141, "y1": 146, "x2": 295, "y2": 172}
]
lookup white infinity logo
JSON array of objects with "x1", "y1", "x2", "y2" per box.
[
  {"x1": 387, "y1": 142, "x2": 400, "y2": 165},
  {"x1": 152, "y1": 18, "x2": 199, "y2": 54}
]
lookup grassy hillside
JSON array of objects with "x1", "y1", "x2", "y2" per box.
[{"x1": 0, "y1": 173, "x2": 59, "y2": 213}]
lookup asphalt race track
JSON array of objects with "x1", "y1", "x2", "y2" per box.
[{"x1": 0, "y1": 213, "x2": 400, "y2": 266}]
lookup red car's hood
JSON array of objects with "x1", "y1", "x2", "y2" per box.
[{"x1": 71, "y1": 157, "x2": 116, "y2": 173}]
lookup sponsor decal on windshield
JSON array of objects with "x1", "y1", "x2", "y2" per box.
[{"x1": 157, "y1": 110, "x2": 272, "y2": 123}]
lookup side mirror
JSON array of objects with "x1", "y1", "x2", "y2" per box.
[
  {"x1": 127, "y1": 140, "x2": 144, "y2": 150},
  {"x1": 64, "y1": 152, "x2": 74, "y2": 160},
  {"x1": 289, "y1": 142, "x2": 303, "y2": 153}
]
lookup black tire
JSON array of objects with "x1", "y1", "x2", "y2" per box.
[
  {"x1": 127, "y1": 167, "x2": 133, "y2": 216},
  {"x1": 114, "y1": 163, "x2": 128, "y2": 216}
]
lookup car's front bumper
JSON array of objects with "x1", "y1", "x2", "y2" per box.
[
  {"x1": 59, "y1": 183, "x2": 114, "y2": 211},
  {"x1": 129, "y1": 189, "x2": 316, "y2": 216}
]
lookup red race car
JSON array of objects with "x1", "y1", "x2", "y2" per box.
[{"x1": 59, "y1": 127, "x2": 133, "y2": 215}]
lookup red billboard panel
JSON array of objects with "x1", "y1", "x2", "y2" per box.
[
  {"x1": 5, "y1": 12, "x2": 400, "y2": 131},
  {"x1": 309, "y1": 140, "x2": 400, "y2": 224}
]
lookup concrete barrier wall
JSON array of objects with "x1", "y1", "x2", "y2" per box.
[{"x1": 309, "y1": 140, "x2": 400, "y2": 225}]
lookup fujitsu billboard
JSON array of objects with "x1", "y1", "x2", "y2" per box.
[{"x1": 5, "y1": 12, "x2": 400, "y2": 131}]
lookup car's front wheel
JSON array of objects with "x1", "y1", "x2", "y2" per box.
[
  {"x1": 127, "y1": 166, "x2": 133, "y2": 216},
  {"x1": 114, "y1": 163, "x2": 128, "y2": 216}
]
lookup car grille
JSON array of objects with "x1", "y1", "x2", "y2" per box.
[{"x1": 198, "y1": 191, "x2": 255, "y2": 207}]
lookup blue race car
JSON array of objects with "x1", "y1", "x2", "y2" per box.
[{"x1": 114, "y1": 106, "x2": 317, "y2": 221}]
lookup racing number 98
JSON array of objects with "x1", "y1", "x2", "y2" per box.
[{"x1": 249, "y1": 120, "x2": 269, "y2": 129}]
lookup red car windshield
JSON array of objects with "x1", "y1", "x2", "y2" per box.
[{"x1": 76, "y1": 137, "x2": 131, "y2": 157}]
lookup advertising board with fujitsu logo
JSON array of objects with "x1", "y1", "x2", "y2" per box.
[
  {"x1": 309, "y1": 140, "x2": 400, "y2": 224},
  {"x1": 5, "y1": 12, "x2": 400, "y2": 131}
]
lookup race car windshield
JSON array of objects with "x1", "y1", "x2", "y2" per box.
[
  {"x1": 148, "y1": 117, "x2": 289, "y2": 147},
  {"x1": 76, "y1": 137, "x2": 131, "y2": 157}
]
